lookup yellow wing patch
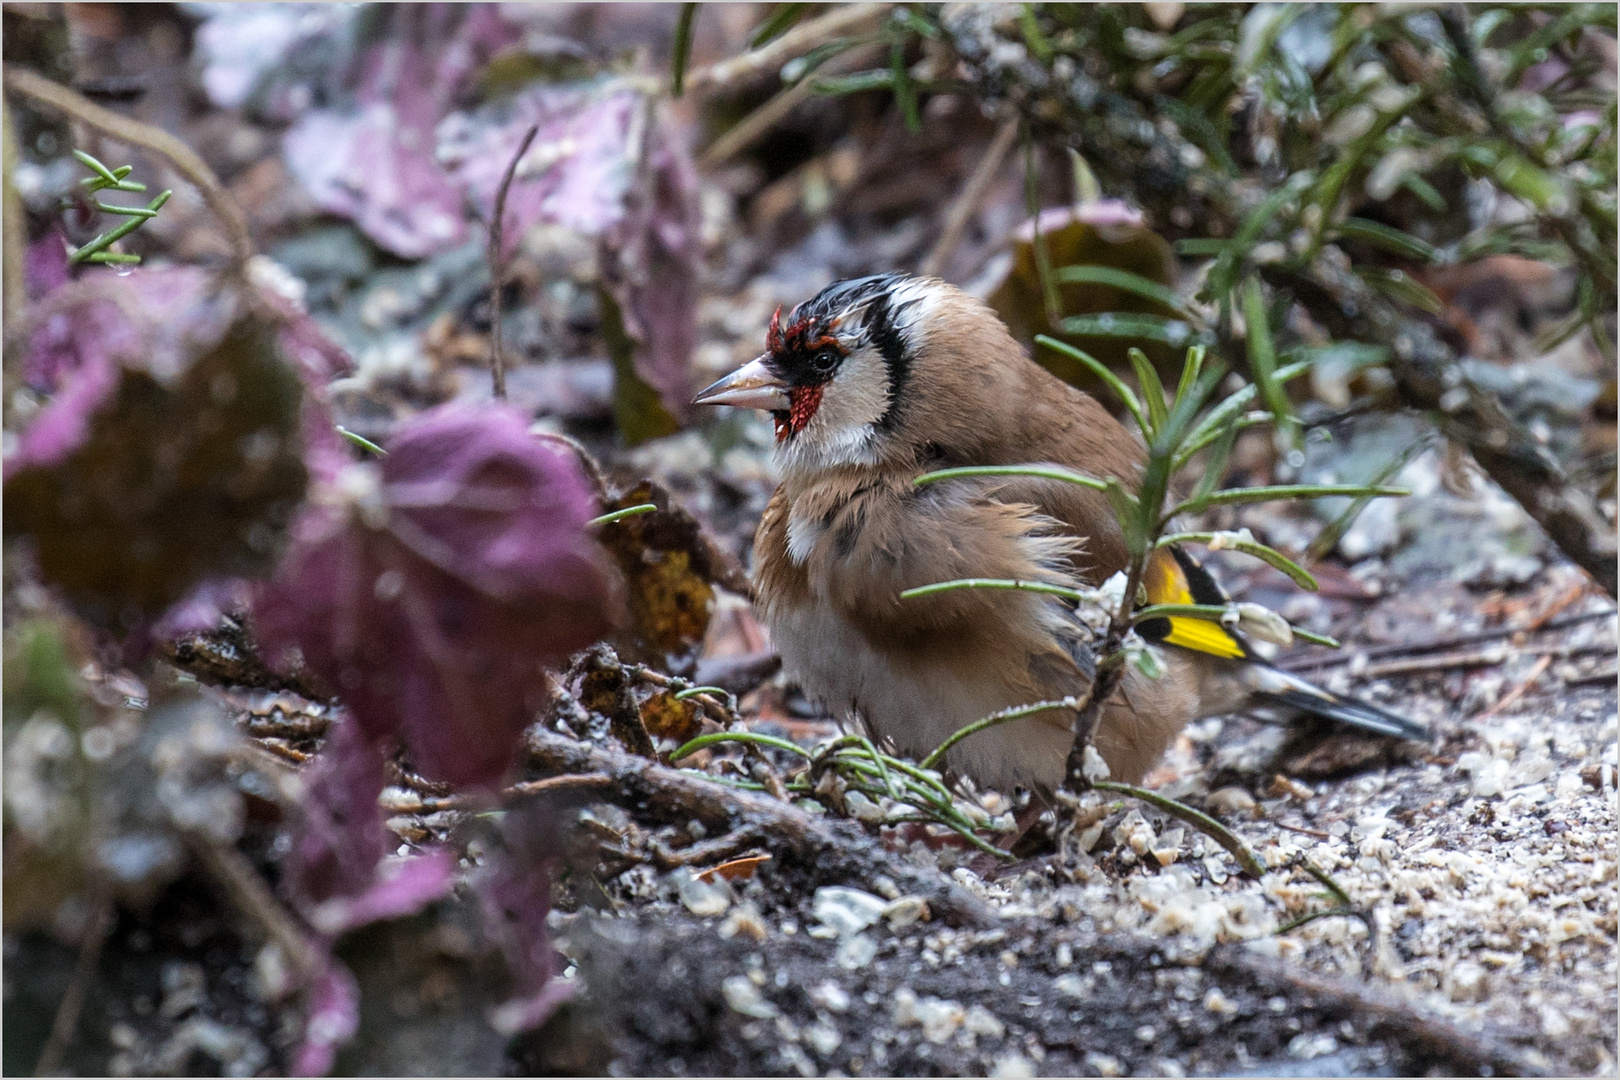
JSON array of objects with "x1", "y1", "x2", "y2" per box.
[{"x1": 1142, "y1": 549, "x2": 1246, "y2": 660}]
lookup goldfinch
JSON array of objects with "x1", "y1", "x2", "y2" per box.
[{"x1": 695, "y1": 274, "x2": 1426, "y2": 794}]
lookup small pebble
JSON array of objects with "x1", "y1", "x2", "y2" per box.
[
  {"x1": 808, "y1": 980, "x2": 851, "y2": 1013},
  {"x1": 813, "y1": 886, "x2": 888, "y2": 937},
  {"x1": 718, "y1": 905, "x2": 768, "y2": 941},
  {"x1": 806, "y1": 1022, "x2": 842, "y2": 1056},
  {"x1": 835, "y1": 933, "x2": 878, "y2": 970},
  {"x1": 1084, "y1": 1051, "x2": 1125, "y2": 1077},
  {"x1": 882, "y1": 895, "x2": 930, "y2": 929},
  {"x1": 1205, "y1": 787, "x2": 1259, "y2": 819},
  {"x1": 677, "y1": 870, "x2": 732, "y2": 917},
  {"x1": 964, "y1": 1004, "x2": 1005, "y2": 1039},
  {"x1": 722, "y1": 975, "x2": 779, "y2": 1019},
  {"x1": 990, "y1": 1052, "x2": 1036, "y2": 1078}
]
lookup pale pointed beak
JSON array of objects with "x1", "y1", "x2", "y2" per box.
[{"x1": 692, "y1": 355, "x2": 791, "y2": 410}]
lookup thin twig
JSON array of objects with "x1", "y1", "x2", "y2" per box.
[
  {"x1": 4, "y1": 67, "x2": 253, "y2": 274},
  {"x1": 533, "y1": 431, "x2": 610, "y2": 501},
  {"x1": 1349, "y1": 640, "x2": 1610, "y2": 679},
  {"x1": 918, "y1": 117, "x2": 1020, "y2": 278},
  {"x1": 1473, "y1": 654, "x2": 1553, "y2": 721},
  {"x1": 188, "y1": 833, "x2": 322, "y2": 982},
  {"x1": 526, "y1": 726, "x2": 996, "y2": 927},
  {"x1": 2, "y1": 99, "x2": 24, "y2": 339},
  {"x1": 507, "y1": 772, "x2": 615, "y2": 798},
  {"x1": 1280, "y1": 609, "x2": 1615, "y2": 673},
  {"x1": 698, "y1": 43, "x2": 878, "y2": 169},
  {"x1": 487, "y1": 123, "x2": 539, "y2": 401},
  {"x1": 685, "y1": 3, "x2": 889, "y2": 94},
  {"x1": 33, "y1": 896, "x2": 114, "y2": 1077},
  {"x1": 1092, "y1": 780, "x2": 1266, "y2": 878},
  {"x1": 1565, "y1": 667, "x2": 1617, "y2": 688},
  {"x1": 1205, "y1": 948, "x2": 1545, "y2": 1077}
]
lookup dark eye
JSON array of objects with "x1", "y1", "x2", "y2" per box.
[{"x1": 811, "y1": 349, "x2": 840, "y2": 374}]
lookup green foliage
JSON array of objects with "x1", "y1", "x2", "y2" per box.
[
  {"x1": 67, "y1": 150, "x2": 170, "y2": 266},
  {"x1": 670, "y1": 3, "x2": 699, "y2": 97}
]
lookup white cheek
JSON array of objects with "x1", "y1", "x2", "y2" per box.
[{"x1": 774, "y1": 350, "x2": 891, "y2": 476}]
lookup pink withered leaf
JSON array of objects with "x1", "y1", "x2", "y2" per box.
[
  {"x1": 476, "y1": 801, "x2": 572, "y2": 1036},
  {"x1": 281, "y1": 5, "x2": 522, "y2": 259},
  {"x1": 282, "y1": 713, "x2": 391, "y2": 913},
  {"x1": 252, "y1": 402, "x2": 623, "y2": 788},
  {"x1": 283, "y1": 711, "x2": 454, "y2": 935},
  {"x1": 5, "y1": 278, "x2": 310, "y2": 637},
  {"x1": 438, "y1": 84, "x2": 701, "y2": 424},
  {"x1": 293, "y1": 961, "x2": 361, "y2": 1078},
  {"x1": 438, "y1": 85, "x2": 640, "y2": 260},
  {"x1": 18, "y1": 264, "x2": 223, "y2": 396},
  {"x1": 280, "y1": 715, "x2": 456, "y2": 1075},
  {"x1": 24, "y1": 228, "x2": 70, "y2": 301},
  {"x1": 598, "y1": 101, "x2": 701, "y2": 426}
]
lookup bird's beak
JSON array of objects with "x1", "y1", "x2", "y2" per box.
[{"x1": 692, "y1": 355, "x2": 791, "y2": 410}]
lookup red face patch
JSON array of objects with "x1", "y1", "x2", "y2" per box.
[
  {"x1": 776, "y1": 384, "x2": 825, "y2": 442},
  {"x1": 764, "y1": 304, "x2": 847, "y2": 442}
]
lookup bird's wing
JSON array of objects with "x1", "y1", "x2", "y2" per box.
[
  {"x1": 1135, "y1": 545, "x2": 1252, "y2": 660},
  {"x1": 1139, "y1": 547, "x2": 1430, "y2": 741}
]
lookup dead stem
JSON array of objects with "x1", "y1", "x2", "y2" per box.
[
  {"x1": 188, "y1": 834, "x2": 322, "y2": 984},
  {"x1": 486, "y1": 122, "x2": 540, "y2": 401},
  {"x1": 699, "y1": 44, "x2": 880, "y2": 169},
  {"x1": 918, "y1": 117, "x2": 1020, "y2": 278},
  {"x1": 684, "y1": 3, "x2": 889, "y2": 95},
  {"x1": 32, "y1": 895, "x2": 114, "y2": 1077},
  {"x1": 1281, "y1": 608, "x2": 1615, "y2": 673},
  {"x1": 1205, "y1": 948, "x2": 1544, "y2": 1077},
  {"x1": 525, "y1": 725, "x2": 997, "y2": 927}
]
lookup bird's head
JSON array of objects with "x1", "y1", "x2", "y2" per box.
[{"x1": 694, "y1": 274, "x2": 946, "y2": 474}]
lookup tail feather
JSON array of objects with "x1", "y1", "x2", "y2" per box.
[{"x1": 1244, "y1": 666, "x2": 1429, "y2": 741}]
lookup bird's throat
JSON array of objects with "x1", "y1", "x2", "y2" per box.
[{"x1": 776, "y1": 385, "x2": 825, "y2": 441}]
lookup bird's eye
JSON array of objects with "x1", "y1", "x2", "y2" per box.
[{"x1": 811, "y1": 349, "x2": 840, "y2": 374}]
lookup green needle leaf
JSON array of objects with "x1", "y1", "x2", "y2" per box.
[
  {"x1": 1036, "y1": 335, "x2": 1148, "y2": 435},
  {"x1": 671, "y1": 3, "x2": 699, "y2": 97},
  {"x1": 588, "y1": 503, "x2": 658, "y2": 527},
  {"x1": 913, "y1": 464, "x2": 1108, "y2": 491}
]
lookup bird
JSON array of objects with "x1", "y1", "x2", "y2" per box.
[{"x1": 693, "y1": 273, "x2": 1426, "y2": 797}]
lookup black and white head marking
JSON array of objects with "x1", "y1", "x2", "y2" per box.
[{"x1": 768, "y1": 274, "x2": 943, "y2": 476}]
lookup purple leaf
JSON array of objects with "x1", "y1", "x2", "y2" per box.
[
  {"x1": 283, "y1": 104, "x2": 469, "y2": 260},
  {"x1": 307, "y1": 848, "x2": 457, "y2": 937},
  {"x1": 439, "y1": 87, "x2": 702, "y2": 422},
  {"x1": 293, "y1": 960, "x2": 361, "y2": 1078},
  {"x1": 253, "y1": 403, "x2": 622, "y2": 787},
  {"x1": 598, "y1": 112, "x2": 702, "y2": 425},
  {"x1": 476, "y1": 801, "x2": 570, "y2": 1033},
  {"x1": 24, "y1": 229, "x2": 69, "y2": 301},
  {"x1": 6, "y1": 288, "x2": 310, "y2": 636},
  {"x1": 283, "y1": 714, "x2": 390, "y2": 912},
  {"x1": 439, "y1": 86, "x2": 641, "y2": 259},
  {"x1": 18, "y1": 265, "x2": 219, "y2": 395},
  {"x1": 281, "y1": 5, "x2": 522, "y2": 259}
]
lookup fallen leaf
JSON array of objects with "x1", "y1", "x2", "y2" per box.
[
  {"x1": 986, "y1": 202, "x2": 1181, "y2": 408},
  {"x1": 594, "y1": 481, "x2": 725, "y2": 674},
  {"x1": 697, "y1": 853, "x2": 772, "y2": 884},
  {"x1": 7, "y1": 304, "x2": 309, "y2": 636},
  {"x1": 252, "y1": 403, "x2": 622, "y2": 787},
  {"x1": 639, "y1": 689, "x2": 702, "y2": 745}
]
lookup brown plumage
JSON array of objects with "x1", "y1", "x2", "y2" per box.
[{"x1": 695, "y1": 274, "x2": 1425, "y2": 796}]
